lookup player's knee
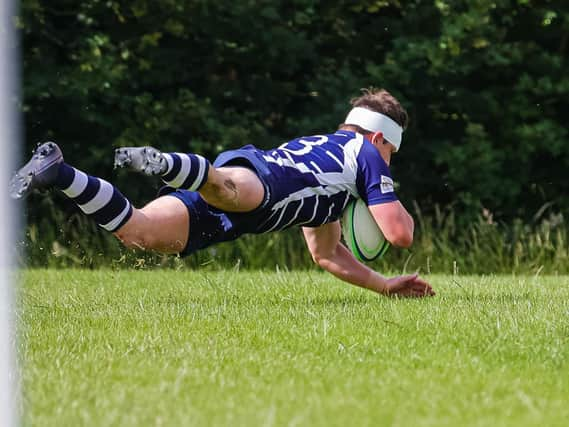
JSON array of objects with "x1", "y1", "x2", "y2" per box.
[
  {"x1": 114, "y1": 229, "x2": 141, "y2": 250},
  {"x1": 114, "y1": 228, "x2": 157, "y2": 251}
]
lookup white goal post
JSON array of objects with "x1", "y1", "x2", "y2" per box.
[{"x1": 0, "y1": 0, "x2": 20, "y2": 425}]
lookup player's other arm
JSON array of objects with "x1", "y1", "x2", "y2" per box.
[
  {"x1": 302, "y1": 222, "x2": 433, "y2": 297},
  {"x1": 303, "y1": 221, "x2": 381, "y2": 291},
  {"x1": 369, "y1": 201, "x2": 414, "y2": 248}
]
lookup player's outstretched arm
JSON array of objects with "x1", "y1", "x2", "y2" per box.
[{"x1": 302, "y1": 222, "x2": 434, "y2": 297}]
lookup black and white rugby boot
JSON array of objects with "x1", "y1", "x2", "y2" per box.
[
  {"x1": 114, "y1": 146, "x2": 167, "y2": 176},
  {"x1": 9, "y1": 141, "x2": 63, "y2": 199}
]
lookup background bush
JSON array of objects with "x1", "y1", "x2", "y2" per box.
[{"x1": 17, "y1": 0, "x2": 569, "y2": 270}]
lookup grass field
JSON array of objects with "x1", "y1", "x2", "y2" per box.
[{"x1": 18, "y1": 269, "x2": 569, "y2": 426}]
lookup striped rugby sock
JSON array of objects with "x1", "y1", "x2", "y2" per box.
[
  {"x1": 56, "y1": 163, "x2": 133, "y2": 232},
  {"x1": 161, "y1": 153, "x2": 210, "y2": 191}
]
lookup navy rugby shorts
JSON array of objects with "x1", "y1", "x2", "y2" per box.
[{"x1": 161, "y1": 145, "x2": 273, "y2": 256}]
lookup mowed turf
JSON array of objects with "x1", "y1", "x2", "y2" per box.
[{"x1": 19, "y1": 270, "x2": 569, "y2": 426}]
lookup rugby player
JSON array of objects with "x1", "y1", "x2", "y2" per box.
[{"x1": 10, "y1": 88, "x2": 434, "y2": 297}]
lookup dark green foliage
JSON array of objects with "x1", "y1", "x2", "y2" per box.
[{"x1": 18, "y1": 0, "x2": 569, "y2": 268}]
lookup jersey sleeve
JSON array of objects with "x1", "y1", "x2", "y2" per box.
[{"x1": 355, "y1": 141, "x2": 398, "y2": 206}]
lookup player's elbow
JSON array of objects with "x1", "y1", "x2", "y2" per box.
[
  {"x1": 385, "y1": 230, "x2": 413, "y2": 248},
  {"x1": 394, "y1": 233, "x2": 413, "y2": 248},
  {"x1": 311, "y1": 253, "x2": 327, "y2": 268},
  {"x1": 383, "y1": 216, "x2": 414, "y2": 248},
  {"x1": 371, "y1": 203, "x2": 415, "y2": 249},
  {"x1": 310, "y1": 250, "x2": 334, "y2": 270}
]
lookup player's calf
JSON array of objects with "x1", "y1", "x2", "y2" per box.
[
  {"x1": 11, "y1": 142, "x2": 189, "y2": 255},
  {"x1": 113, "y1": 197, "x2": 189, "y2": 254}
]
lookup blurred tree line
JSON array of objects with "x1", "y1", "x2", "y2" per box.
[{"x1": 20, "y1": 0, "x2": 568, "y2": 223}]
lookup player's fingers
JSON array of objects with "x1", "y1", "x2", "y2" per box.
[
  {"x1": 391, "y1": 290, "x2": 433, "y2": 298},
  {"x1": 389, "y1": 274, "x2": 417, "y2": 293},
  {"x1": 388, "y1": 274, "x2": 435, "y2": 297},
  {"x1": 410, "y1": 283, "x2": 435, "y2": 297},
  {"x1": 404, "y1": 291, "x2": 427, "y2": 298},
  {"x1": 416, "y1": 283, "x2": 434, "y2": 294},
  {"x1": 400, "y1": 285, "x2": 427, "y2": 297},
  {"x1": 414, "y1": 288, "x2": 434, "y2": 298},
  {"x1": 410, "y1": 277, "x2": 435, "y2": 296},
  {"x1": 391, "y1": 273, "x2": 419, "y2": 290},
  {"x1": 410, "y1": 276, "x2": 430, "y2": 287}
]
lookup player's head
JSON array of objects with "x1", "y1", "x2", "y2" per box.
[{"x1": 340, "y1": 88, "x2": 408, "y2": 154}]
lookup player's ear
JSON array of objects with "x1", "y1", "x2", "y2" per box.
[{"x1": 371, "y1": 131, "x2": 384, "y2": 146}]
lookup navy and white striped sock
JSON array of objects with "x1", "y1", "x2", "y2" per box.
[
  {"x1": 56, "y1": 163, "x2": 133, "y2": 232},
  {"x1": 161, "y1": 153, "x2": 210, "y2": 191}
]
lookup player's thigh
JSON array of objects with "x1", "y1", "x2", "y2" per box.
[
  {"x1": 116, "y1": 195, "x2": 189, "y2": 254},
  {"x1": 201, "y1": 166, "x2": 265, "y2": 212}
]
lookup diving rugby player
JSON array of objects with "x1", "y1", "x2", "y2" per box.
[{"x1": 11, "y1": 89, "x2": 434, "y2": 298}]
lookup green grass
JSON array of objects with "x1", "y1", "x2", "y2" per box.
[{"x1": 19, "y1": 270, "x2": 569, "y2": 426}]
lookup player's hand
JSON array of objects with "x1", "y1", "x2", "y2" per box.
[{"x1": 384, "y1": 273, "x2": 435, "y2": 298}]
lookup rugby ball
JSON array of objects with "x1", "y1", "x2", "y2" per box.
[{"x1": 342, "y1": 198, "x2": 390, "y2": 262}]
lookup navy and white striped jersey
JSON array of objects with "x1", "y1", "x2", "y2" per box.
[
  {"x1": 177, "y1": 130, "x2": 399, "y2": 255},
  {"x1": 241, "y1": 130, "x2": 398, "y2": 233}
]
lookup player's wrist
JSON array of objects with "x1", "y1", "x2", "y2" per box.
[{"x1": 365, "y1": 271, "x2": 389, "y2": 294}]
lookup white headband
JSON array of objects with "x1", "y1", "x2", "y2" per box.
[{"x1": 344, "y1": 107, "x2": 403, "y2": 151}]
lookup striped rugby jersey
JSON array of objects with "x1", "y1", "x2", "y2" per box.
[{"x1": 247, "y1": 130, "x2": 398, "y2": 233}]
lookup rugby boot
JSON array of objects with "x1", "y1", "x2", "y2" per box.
[
  {"x1": 114, "y1": 146, "x2": 167, "y2": 176},
  {"x1": 9, "y1": 141, "x2": 63, "y2": 199}
]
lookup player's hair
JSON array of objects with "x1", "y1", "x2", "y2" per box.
[{"x1": 340, "y1": 88, "x2": 409, "y2": 133}]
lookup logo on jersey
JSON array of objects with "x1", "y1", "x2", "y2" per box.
[{"x1": 380, "y1": 175, "x2": 394, "y2": 194}]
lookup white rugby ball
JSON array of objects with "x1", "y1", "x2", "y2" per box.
[{"x1": 342, "y1": 198, "x2": 390, "y2": 262}]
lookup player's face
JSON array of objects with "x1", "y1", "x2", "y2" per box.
[
  {"x1": 370, "y1": 132, "x2": 395, "y2": 165},
  {"x1": 378, "y1": 142, "x2": 393, "y2": 165}
]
